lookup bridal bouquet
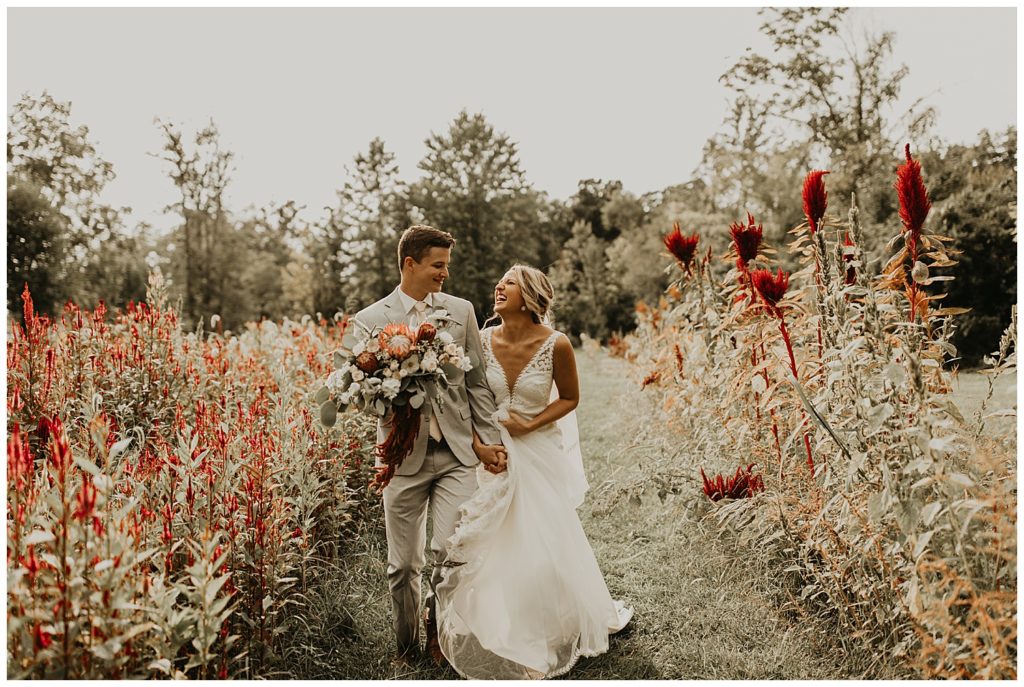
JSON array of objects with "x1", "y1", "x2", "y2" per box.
[{"x1": 316, "y1": 310, "x2": 473, "y2": 489}]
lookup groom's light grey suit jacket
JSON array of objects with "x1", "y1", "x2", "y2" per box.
[{"x1": 353, "y1": 288, "x2": 503, "y2": 475}]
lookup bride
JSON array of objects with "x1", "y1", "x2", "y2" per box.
[{"x1": 435, "y1": 264, "x2": 633, "y2": 679}]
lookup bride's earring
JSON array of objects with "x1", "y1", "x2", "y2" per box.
[{"x1": 520, "y1": 306, "x2": 527, "y2": 312}]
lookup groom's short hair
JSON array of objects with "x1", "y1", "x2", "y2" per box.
[{"x1": 398, "y1": 225, "x2": 456, "y2": 269}]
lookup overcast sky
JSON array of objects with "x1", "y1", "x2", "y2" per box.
[{"x1": 7, "y1": 6, "x2": 1017, "y2": 233}]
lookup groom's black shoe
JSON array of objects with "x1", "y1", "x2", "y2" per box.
[{"x1": 423, "y1": 609, "x2": 448, "y2": 668}]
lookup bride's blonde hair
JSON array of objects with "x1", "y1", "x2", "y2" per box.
[{"x1": 488, "y1": 264, "x2": 555, "y2": 326}]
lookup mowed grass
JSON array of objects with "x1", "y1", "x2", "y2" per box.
[
  {"x1": 274, "y1": 349, "x2": 1011, "y2": 679},
  {"x1": 950, "y1": 369, "x2": 1016, "y2": 437}
]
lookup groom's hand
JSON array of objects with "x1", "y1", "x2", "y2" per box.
[{"x1": 475, "y1": 442, "x2": 507, "y2": 474}]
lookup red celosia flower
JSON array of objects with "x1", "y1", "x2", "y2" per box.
[
  {"x1": 355, "y1": 351, "x2": 379, "y2": 373},
  {"x1": 74, "y1": 477, "x2": 98, "y2": 522},
  {"x1": 750, "y1": 268, "x2": 790, "y2": 311},
  {"x1": 291, "y1": 526, "x2": 303, "y2": 539},
  {"x1": 730, "y1": 212, "x2": 763, "y2": 270},
  {"x1": 700, "y1": 463, "x2": 765, "y2": 501},
  {"x1": 663, "y1": 222, "x2": 700, "y2": 274},
  {"x1": 7, "y1": 424, "x2": 33, "y2": 490},
  {"x1": 802, "y1": 170, "x2": 830, "y2": 234},
  {"x1": 895, "y1": 144, "x2": 931, "y2": 251},
  {"x1": 32, "y1": 621, "x2": 52, "y2": 651},
  {"x1": 842, "y1": 233, "x2": 857, "y2": 285},
  {"x1": 416, "y1": 321, "x2": 437, "y2": 343},
  {"x1": 378, "y1": 324, "x2": 415, "y2": 360},
  {"x1": 46, "y1": 417, "x2": 72, "y2": 476},
  {"x1": 20, "y1": 547, "x2": 42, "y2": 582}
]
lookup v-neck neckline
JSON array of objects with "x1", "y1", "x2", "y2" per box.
[{"x1": 488, "y1": 328, "x2": 556, "y2": 400}]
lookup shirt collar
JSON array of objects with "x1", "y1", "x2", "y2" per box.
[{"x1": 396, "y1": 288, "x2": 433, "y2": 315}]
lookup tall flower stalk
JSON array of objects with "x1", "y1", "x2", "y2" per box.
[
  {"x1": 750, "y1": 268, "x2": 815, "y2": 471},
  {"x1": 892, "y1": 144, "x2": 932, "y2": 323}
]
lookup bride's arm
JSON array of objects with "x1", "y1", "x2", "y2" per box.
[{"x1": 502, "y1": 335, "x2": 579, "y2": 436}]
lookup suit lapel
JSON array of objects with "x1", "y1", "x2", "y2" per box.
[{"x1": 381, "y1": 288, "x2": 404, "y2": 326}]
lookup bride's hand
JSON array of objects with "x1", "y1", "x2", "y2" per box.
[{"x1": 500, "y1": 412, "x2": 533, "y2": 437}]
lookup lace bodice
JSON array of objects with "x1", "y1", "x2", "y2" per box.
[{"x1": 482, "y1": 328, "x2": 559, "y2": 419}]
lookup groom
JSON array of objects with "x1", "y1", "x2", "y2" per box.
[{"x1": 353, "y1": 225, "x2": 507, "y2": 667}]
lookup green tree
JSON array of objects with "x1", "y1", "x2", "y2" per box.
[
  {"x1": 549, "y1": 221, "x2": 622, "y2": 340},
  {"x1": 927, "y1": 128, "x2": 1017, "y2": 366},
  {"x1": 717, "y1": 7, "x2": 936, "y2": 255},
  {"x1": 8, "y1": 91, "x2": 144, "y2": 309},
  {"x1": 7, "y1": 175, "x2": 67, "y2": 315},
  {"x1": 410, "y1": 111, "x2": 542, "y2": 321},
  {"x1": 569, "y1": 179, "x2": 625, "y2": 241},
  {"x1": 155, "y1": 119, "x2": 235, "y2": 327},
  {"x1": 237, "y1": 201, "x2": 304, "y2": 322},
  {"x1": 317, "y1": 138, "x2": 409, "y2": 315}
]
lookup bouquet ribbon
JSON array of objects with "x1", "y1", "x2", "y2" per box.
[{"x1": 371, "y1": 403, "x2": 422, "y2": 490}]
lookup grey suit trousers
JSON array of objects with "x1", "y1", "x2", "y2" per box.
[{"x1": 382, "y1": 441, "x2": 477, "y2": 656}]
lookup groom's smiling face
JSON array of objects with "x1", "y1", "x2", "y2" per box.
[{"x1": 403, "y1": 246, "x2": 451, "y2": 297}]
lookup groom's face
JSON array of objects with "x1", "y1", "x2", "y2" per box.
[{"x1": 405, "y1": 246, "x2": 451, "y2": 295}]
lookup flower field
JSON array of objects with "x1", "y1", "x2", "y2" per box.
[
  {"x1": 6, "y1": 276, "x2": 378, "y2": 678},
  {"x1": 5, "y1": 143, "x2": 1015, "y2": 679},
  {"x1": 613, "y1": 148, "x2": 1017, "y2": 677}
]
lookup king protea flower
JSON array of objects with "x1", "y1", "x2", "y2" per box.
[
  {"x1": 895, "y1": 143, "x2": 931, "y2": 254},
  {"x1": 730, "y1": 212, "x2": 763, "y2": 270},
  {"x1": 355, "y1": 351, "x2": 379, "y2": 373},
  {"x1": 802, "y1": 170, "x2": 830, "y2": 234},
  {"x1": 416, "y1": 321, "x2": 437, "y2": 343},
  {"x1": 378, "y1": 324, "x2": 415, "y2": 360},
  {"x1": 750, "y1": 268, "x2": 790, "y2": 312},
  {"x1": 664, "y1": 222, "x2": 700, "y2": 274}
]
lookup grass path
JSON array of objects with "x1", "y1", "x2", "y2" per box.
[
  {"x1": 563, "y1": 349, "x2": 870, "y2": 679},
  {"x1": 279, "y1": 348, "x2": 963, "y2": 679}
]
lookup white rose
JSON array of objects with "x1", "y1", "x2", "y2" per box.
[
  {"x1": 390, "y1": 361, "x2": 400, "y2": 371},
  {"x1": 366, "y1": 337, "x2": 381, "y2": 353},
  {"x1": 381, "y1": 377, "x2": 401, "y2": 399},
  {"x1": 438, "y1": 331, "x2": 454, "y2": 345},
  {"x1": 421, "y1": 350, "x2": 439, "y2": 373},
  {"x1": 383, "y1": 368, "x2": 393, "y2": 378},
  {"x1": 351, "y1": 368, "x2": 365, "y2": 382},
  {"x1": 399, "y1": 369, "x2": 409, "y2": 378},
  {"x1": 459, "y1": 356, "x2": 473, "y2": 372},
  {"x1": 444, "y1": 343, "x2": 459, "y2": 357}
]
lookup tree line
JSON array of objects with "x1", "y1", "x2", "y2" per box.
[{"x1": 7, "y1": 8, "x2": 1015, "y2": 365}]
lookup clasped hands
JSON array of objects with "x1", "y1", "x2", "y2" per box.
[{"x1": 473, "y1": 436, "x2": 508, "y2": 474}]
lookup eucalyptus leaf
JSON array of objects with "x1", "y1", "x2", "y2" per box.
[{"x1": 319, "y1": 401, "x2": 337, "y2": 428}]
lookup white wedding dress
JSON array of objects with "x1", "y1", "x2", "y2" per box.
[{"x1": 435, "y1": 329, "x2": 633, "y2": 680}]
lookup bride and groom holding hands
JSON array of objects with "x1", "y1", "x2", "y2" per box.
[{"x1": 353, "y1": 225, "x2": 632, "y2": 679}]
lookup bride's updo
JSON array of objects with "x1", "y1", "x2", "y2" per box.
[{"x1": 506, "y1": 263, "x2": 555, "y2": 325}]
